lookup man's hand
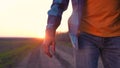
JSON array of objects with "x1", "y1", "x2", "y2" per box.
[{"x1": 42, "y1": 36, "x2": 55, "y2": 58}]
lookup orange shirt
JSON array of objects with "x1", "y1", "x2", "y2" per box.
[{"x1": 81, "y1": 0, "x2": 120, "y2": 37}]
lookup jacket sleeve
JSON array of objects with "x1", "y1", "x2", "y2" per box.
[{"x1": 45, "y1": 0, "x2": 69, "y2": 38}]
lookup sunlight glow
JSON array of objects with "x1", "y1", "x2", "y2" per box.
[{"x1": 0, "y1": 0, "x2": 72, "y2": 38}]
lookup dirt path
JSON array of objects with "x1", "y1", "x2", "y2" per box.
[
  {"x1": 15, "y1": 46, "x2": 64, "y2": 68},
  {"x1": 15, "y1": 46, "x2": 41, "y2": 68},
  {"x1": 15, "y1": 45, "x2": 103, "y2": 68}
]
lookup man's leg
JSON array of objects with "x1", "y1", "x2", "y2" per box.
[
  {"x1": 74, "y1": 48, "x2": 100, "y2": 68},
  {"x1": 100, "y1": 37, "x2": 120, "y2": 68},
  {"x1": 73, "y1": 33, "x2": 100, "y2": 68}
]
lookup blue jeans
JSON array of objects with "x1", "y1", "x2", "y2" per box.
[{"x1": 74, "y1": 32, "x2": 120, "y2": 68}]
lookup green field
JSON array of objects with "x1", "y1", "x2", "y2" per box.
[{"x1": 0, "y1": 38, "x2": 42, "y2": 68}]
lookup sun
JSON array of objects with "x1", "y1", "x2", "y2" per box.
[
  {"x1": 32, "y1": 30, "x2": 45, "y2": 39},
  {"x1": 38, "y1": 33, "x2": 45, "y2": 39}
]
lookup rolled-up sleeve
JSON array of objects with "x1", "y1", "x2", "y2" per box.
[
  {"x1": 46, "y1": 0, "x2": 69, "y2": 37},
  {"x1": 48, "y1": 0, "x2": 69, "y2": 16}
]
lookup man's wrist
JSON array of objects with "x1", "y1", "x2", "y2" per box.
[
  {"x1": 45, "y1": 15, "x2": 61, "y2": 40},
  {"x1": 45, "y1": 28, "x2": 56, "y2": 40}
]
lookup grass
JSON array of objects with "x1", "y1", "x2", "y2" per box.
[
  {"x1": 0, "y1": 38, "x2": 42, "y2": 68},
  {"x1": 56, "y1": 32, "x2": 72, "y2": 47}
]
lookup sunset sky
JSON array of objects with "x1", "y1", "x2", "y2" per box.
[{"x1": 0, "y1": 0, "x2": 72, "y2": 38}]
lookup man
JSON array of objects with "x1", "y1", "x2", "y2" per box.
[{"x1": 42, "y1": 0, "x2": 120, "y2": 68}]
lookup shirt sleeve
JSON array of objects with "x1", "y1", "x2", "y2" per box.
[
  {"x1": 46, "y1": 0, "x2": 69, "y2": 32},
  {"x1": 48, "y1": 0, "x2": 69, "y2": 16}
]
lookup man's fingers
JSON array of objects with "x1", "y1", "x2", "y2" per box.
[
  {"x1": 42, "y1": 40, "x2": 56, "y2": 58},
  {"x1": 51, "y1": 42, "x2": 55, "y2": 53},
  {"x1": 42, "y1": 43, "x2": 52, "y2": 58},
  {"x1": 45, "y1": 51, "x2": 52, "y2": 58}
]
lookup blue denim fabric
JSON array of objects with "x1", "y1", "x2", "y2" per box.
[
  {"x1": 73, "y1": 32, "x2": 120, "y2": 68},
  {"x1": 48, "y1": 0, "x2": 69, "y2": 16}
]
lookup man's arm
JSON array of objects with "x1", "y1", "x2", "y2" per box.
[{"x1": 43, "y1": 0, "x2": 69, "y2": 57}]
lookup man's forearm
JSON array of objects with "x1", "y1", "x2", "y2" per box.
[
  {"x1": 45, "y1": 0, "x2": 69, "y2": 39},
  {"x1": 45, "y1": 15, "x2": 61, "y2": 39}
]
